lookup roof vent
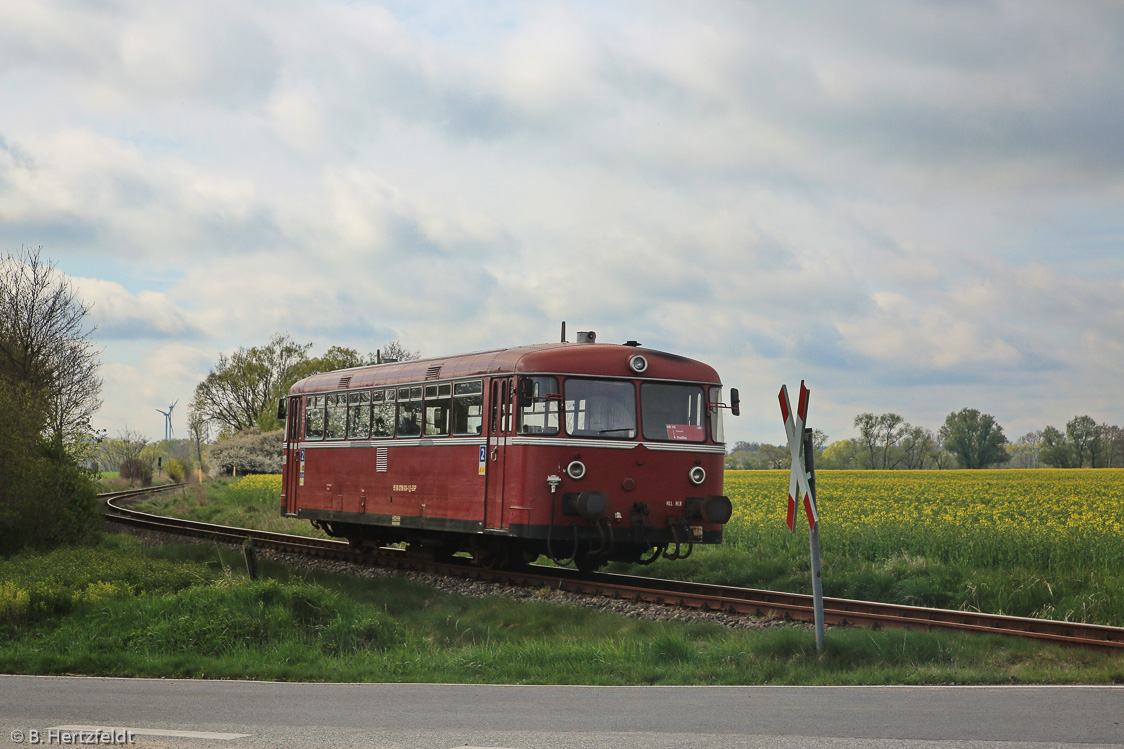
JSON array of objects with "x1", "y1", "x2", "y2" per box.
[
  {"x1": 425, "y1": 365, "x2": 443, "y2": 380},
  {"x1": 624, "y1": 340, "x2": 641, "y2": 347},
  {"x1": 576, "y1": 331, "x2": 597, "y2": 344},
  {"x1": 337, "y1": 376, "x2": 352, "y2": 389}
]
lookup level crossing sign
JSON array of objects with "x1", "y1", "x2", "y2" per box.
[
  {"x1": 779, "y1": 381, "x2": 819, "y2": 532},
  {"x1": 778, "y1": 379, "x2": 826, "y2": 653}
]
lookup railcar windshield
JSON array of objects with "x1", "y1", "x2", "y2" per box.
[
  {"x1": 641, "y1": 383, "x2": 706, "y2": 442},
  {"x1": 518, "y1": 376, "x2": 560, "y2": 435},
  {"x1": 564, "y1": 379, "x2": 637, "y2": 438}
]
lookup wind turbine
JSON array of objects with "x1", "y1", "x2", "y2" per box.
[{"x1": 156, "y1": 400, "x2": 178, "y2": 441}]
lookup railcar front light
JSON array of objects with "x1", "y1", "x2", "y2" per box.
[
  {"x1": 688, "y1": 466, "x2": 706, "y2": 485},
  {"x1": 629, "y1": 354, "x2": 648, "y2": 374},
  {"x1": 566, "y1": 460, "x2": 587, "y2": 480}
]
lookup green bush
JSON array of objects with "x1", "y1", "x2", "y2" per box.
[
  {"x1": 118, "y1": 456, "x2": 153, "y2": 486},
  {"x1": 164, "y1": 458, "x2": 186, "y2": 483},
  {"x1": 0, "y1": 380, "x2": 99, "y2": 555},
  {"x1": 0, "y1": 541, "x2": 211, "y2": 627}
]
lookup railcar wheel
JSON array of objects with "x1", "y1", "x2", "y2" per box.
[
  {"x1": 472, "y1": 540, "x2": 534, "y2": 570},
  {"x1": 472, "y1": 541, "x2": 509, "y2": 570},
  {"x1": 573, "y1": 552, "x2": 607, "y2": 573}
]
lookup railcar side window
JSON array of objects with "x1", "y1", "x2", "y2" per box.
[
  {"x1": 348, "y1": 390, "x2": 371, "y2": 439},
  {"x1": 518, "y1": 376, "x2": 559, "y2": 435},
  {"x1": 640, "y1": 383, "x2": 706, "y2": 442},
  {"x1": 304, "y1": 395, "x2": 325, "y2": 440},
  {"x1": 709, "y1": 386, "x2": 726, "y2": 444},
  {"x1": 564, "y1": 379, "x2": 637, "y2": 439},
  {"x1": 371, "y1": 389, "x2": 395, "y2": 438},
  {"x1": 397, "y1": 386, "x2": 423, "y2": 437},
  {"x1": 452, "y1": 380, "x2": 483, "y2": 435},
  {"x1": 325, "y1": 393, "x2": 347, "y2": 440},
  {"x1": 424, "y1": 383, "x2": 452, "y2": 436}
]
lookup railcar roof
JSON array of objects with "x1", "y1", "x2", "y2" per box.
[{"x1": 288, "y1": 342, "x2": 722, "y2": 395}]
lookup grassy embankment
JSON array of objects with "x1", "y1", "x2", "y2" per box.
[
  {"x1": 3, "y1": 469, "x2": 1122, "y2": 683},
  {"x1": 139, "y1": 470, "x2": 1124, "y2": 626},
  {"x1": 2, "y1": 534, "x2": 1121, "y2": 684}
]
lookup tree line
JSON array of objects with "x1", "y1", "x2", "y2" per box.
[
  {"x1": 727, "y1": 408, "x2": 1124, "y2": 470},
  {"x1": 0, "y1": 248, "x2": 102, "y2": 553},
  {"x1": 90, "y1": 335, "x2": 421, "y2": 483},
  {"x1": 186, "y1": 333, "x2": 419, "y2": 474}
]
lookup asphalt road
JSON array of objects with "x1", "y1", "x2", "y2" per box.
[{"x1": 2, "y1": 676, "x2": 1122, "y2": 748}]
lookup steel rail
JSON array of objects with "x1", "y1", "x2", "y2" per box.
[{"x1": 102, "y1": 489, "x2": 1124, "y2": 652}]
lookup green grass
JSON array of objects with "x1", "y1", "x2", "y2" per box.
[
  {"x1": 131, "y1": 478, "x2": 327, "y2": 538},
  {"x1": 137, "y1": 474, "x2": 1124, "y2": 627},
  {"x1": 2, "y1": 537, "x2": 1122, "y2": 684}
]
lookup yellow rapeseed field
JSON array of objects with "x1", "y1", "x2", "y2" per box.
[
  {"x1": 228, "y1": 474, "x2": 283, "y2": 505},
  {"x1": 723, "y1": 469, "x2": 1124, "y2": 571}
]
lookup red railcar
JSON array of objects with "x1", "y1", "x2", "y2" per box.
[{"x1": 281, "y1": 336, "x2": 738, "y2": 570}]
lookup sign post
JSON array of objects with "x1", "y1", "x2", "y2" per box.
[{"x1": 779, "y1": 381, "x2": 825, "y2": 654}]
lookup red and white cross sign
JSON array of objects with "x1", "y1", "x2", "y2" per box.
[{"x1": 779, "y1": 381, "x2": 819, "y2": 532}]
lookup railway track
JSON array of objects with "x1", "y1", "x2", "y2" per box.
[{"x1": 103, "y1": 488, "x2": 1124, "y2": 653}]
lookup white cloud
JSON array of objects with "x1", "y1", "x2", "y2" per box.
[
  {"x1": 2, "y1": 0, "x2": 1122, "y2": 443},
  {"x1": 72, "y1": 277, "x2": 204, "y2": 340}
]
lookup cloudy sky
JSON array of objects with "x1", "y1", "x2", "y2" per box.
[{"x1": 2, "y1": 0, "x2": 1122, "y2": 446}]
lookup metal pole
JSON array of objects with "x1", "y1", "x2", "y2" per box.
[
  {"x1": 804, "y1": 427, "x2": 826, "y2": 654},
  {"x1": 242, "y1": 538, "x2": 259, "y2": 581}
]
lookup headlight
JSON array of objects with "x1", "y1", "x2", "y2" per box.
[
  {"x1": 629, "y1": 354, "x2": 648, "y2": 374},
  {"x1": 566, "y1": 460, "x2": 587, "y2": 480},
  {"x1": 688, "y1": 466, "x2": 706, "y2": 485}
]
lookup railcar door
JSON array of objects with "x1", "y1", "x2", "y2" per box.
[
  {"x1": 281, "y1": 395, "x2": 302, "y2": 516},
  {"x1": 484, "y1": 377, "x2": 514, "y2": 530}
]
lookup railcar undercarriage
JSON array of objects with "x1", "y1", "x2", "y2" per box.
[{"x1": 309, "y1": 517, "x2": 723, "y2": 572}]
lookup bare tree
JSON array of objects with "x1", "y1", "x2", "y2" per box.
[
  {"x1": 854, "y1": 413, "x2": 880, "y2": 469},
  {"x1": 99, "y1": 428, "x2": 148, "y2": 471},
  {"x1": 1008, "y1": 430, "x2": 1043, "y2": 469},
  {"x1": 378, "y1": 339, "x2": 420, "y2": 362},
  {"x1": 186, "y1": 399, "x2": 210, "y2": 470},
  {"x1": 853, "y1": 412, "x2": 908, "y2": 468},
  {"x1": 899, "y1": 426, "x2": 938, "y2": 469},
  {"x1": 0, "y1": 247, "x2": 102, "y2": 444}
]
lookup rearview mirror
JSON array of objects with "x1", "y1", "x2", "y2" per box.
[
  {"x1": 730, "y1": 388, "x2": 740, "y2": 417},
  {"x1": 516, "y1": 377, "x2": 534, "y2": 408}
]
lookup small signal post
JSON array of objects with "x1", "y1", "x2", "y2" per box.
[{"x1": 779, "y1": 380, "x2": 826, "y2": 653}]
